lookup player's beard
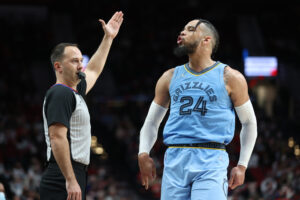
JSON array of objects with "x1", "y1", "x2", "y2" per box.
[{"x1": 174, "y1": 40, "x2": 200, "y2": 57}]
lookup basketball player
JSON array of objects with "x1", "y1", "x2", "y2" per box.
[
  {"x1": 138, "y1": 19, "x2": 257, "y2": 199},
  {"x1": 40, "y1": 12, "x2": 123, "y2": 200}
]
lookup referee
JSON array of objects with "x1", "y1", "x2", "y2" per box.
[{"x1": 39, "y1": 12, "x2": 123, "y2": 200}]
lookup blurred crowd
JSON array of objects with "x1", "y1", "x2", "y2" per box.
[
  {"x1": 1, "y1": 89, "x2": 300, "y2": 200},
  {"x1": 0, "y1": 1, "x2": 300, "y2": 200}
]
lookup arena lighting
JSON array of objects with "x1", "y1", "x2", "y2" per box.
[
  {"x1": 94, "y1": 147, "x2": 104, "y2": 155},
  {"x1": 91, "y1": 136, "x2": 97, "y2": 147},
  {"x1": 91, "y1": 136, "x2": 106, "y2": 155},
  {"x1": 295, "y1": 145, "x2": 300, "y2": 157},
  {"x1": 288, "y1": 137, "x2": 295, "y2": 148},
  {"x1": 244, "y1": 56, "x2": 278, "y2": 77},
  {"x1": 82, "y1": 54, "x2": 90, "y2": 71}
]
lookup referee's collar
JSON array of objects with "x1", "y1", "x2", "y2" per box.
[{"x1": 51, "y1": 83, "x2": 78, "y2": 93}]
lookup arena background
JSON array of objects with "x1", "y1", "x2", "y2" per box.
[{"x1": 0, "y1": 1, "x2": 299, "y2": 199}]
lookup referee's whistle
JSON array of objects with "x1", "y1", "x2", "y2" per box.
[{"x1": 77, "y1": 72, "x2": 86, "y2": 80}]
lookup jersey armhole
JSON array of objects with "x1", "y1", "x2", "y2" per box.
[
  {"x1": 218, "y1": 64, "x2": 234, "y2": 109},
  {"x1": 169, "y1": 66, "x2": 180, "y2": 93},
  {"x1": 219, "y1": 64, "x2": 228, "y2": 96}
]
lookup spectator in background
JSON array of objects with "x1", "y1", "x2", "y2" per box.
[{"x1": 0, "y1": 182, "x2": 5, "y2": 200}]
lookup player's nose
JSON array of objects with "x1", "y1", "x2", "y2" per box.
[{"x1": 180, "y1": 30, "x2": 186, "y2": 36}]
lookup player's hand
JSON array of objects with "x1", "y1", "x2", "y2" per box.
[
  {"x1": 138, "y1": 153, "x2": 156, "y2": 190},
  {"x1": 228, "y1": 165, "x2": 246, "y2": 190},
  {"x1": 99, "y1": 11, "x2": 124, "y2": 39},
  {"x1": 66, "y1": 178, "x2": 81, "y2": 200}
]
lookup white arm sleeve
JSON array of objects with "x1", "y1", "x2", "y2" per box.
[
  {"x1": 235, "y1": 100, "x2": 257, "y2": 168},
  {"x1": 138, "y1": 101, "x2": 168, "y2": 155}
]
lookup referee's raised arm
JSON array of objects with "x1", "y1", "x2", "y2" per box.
[{"x1": 84, "y1": 11, "x2": 124, "y2": 94}]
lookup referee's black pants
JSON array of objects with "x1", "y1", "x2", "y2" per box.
[{"x1": 39, "y1": 161, "x2": 87, "y2": 200}]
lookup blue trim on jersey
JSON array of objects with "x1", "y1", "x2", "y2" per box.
[{"x1": 184, "y1": 61, "x2": 220, "y2": 75}]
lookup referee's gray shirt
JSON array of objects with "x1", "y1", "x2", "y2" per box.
[{"x1": 42, "y1": 79, "x2": 91, "y2": 165}]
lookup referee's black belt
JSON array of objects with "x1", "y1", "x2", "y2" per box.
[
  {"x1": 48, "y1": 160, "x2": 88, "y2": 171},
  {"x1": 167, "y1": 142, "x2": 226, "y2": 150},
  {"x1": 72, "y1": 161, "x2": 88, "y2": 171}
]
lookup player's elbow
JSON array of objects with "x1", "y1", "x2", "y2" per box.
[{"x1": 241, "y1": 117, "x2": 257, "y2": 126}]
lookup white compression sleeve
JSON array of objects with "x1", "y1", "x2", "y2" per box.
[
  {"x1": 139, "y1": 101, "x2": 168, "y2": 155},
  {"x1": 235, "y1": 100, "x2": 257, "y2": 168}
]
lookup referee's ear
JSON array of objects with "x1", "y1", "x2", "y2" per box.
[{"x1": 54, "y1": 61, "x2": 63, "y2": 73}]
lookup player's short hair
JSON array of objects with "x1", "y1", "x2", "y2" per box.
[
  {"x1": 50, "y1": 43, "x2": 78, "y2": 66},
  {"x1": 195, "y1": 19, "x2": 219, "y2": 54}
]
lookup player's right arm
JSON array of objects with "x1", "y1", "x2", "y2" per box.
[
  {"x1": 138, "y1": 68, "x2": 174, "y2": 190},
  {"x1": 153, "y1": 68, "x2": 174, "y2": 107},
  {"x1": 49, "y1": 124, "x2": 81, "y2": 200}
]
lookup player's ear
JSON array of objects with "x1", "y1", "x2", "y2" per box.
[
  {"x1": 201, "y1": 36, "x2": 212, "y2": 49},
  {"x1": 203, "y1": 36, "x2": 211, "y2": 43}
]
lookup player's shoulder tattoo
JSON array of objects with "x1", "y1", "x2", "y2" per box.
[
  {"x1": 224, "y1": 66, "x2": 246, "y2": 88},
  {"x1": 223, "y1": 66, "x2": 232, "y2": 85},
  {"x1": 166, "y1": 68, "x2": 175, "y2": 75},
  {"x1": 163, "y1": 68, "x2": 175, "y2": 82}
]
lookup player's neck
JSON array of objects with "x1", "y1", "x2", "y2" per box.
[{"x1": 188, "y1": 54, "x2": 215, "y2": 72}]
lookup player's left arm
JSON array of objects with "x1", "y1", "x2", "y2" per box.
[
  {"x1": 224, "y1": 66, "x2": 257, "y2": 189},
  {"x1": 84, "y1": 11, "x2": 124, "y2": 94}
]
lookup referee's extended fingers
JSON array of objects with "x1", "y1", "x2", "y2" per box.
[
  {"x1": 144, "y1": 177, "x2": 149, "y2": 190},
  {"x1": 76, "y1": 191, "x2": 82, "y2": 200},
  {"x1": 152, "y1": 166, "x2": 156, "y2": 180},
  {"x1": 110, "y1": 11, "x2": 119, "y2": 22},
  {"x1": 114, "y1": 11, "x2": 122, "y2": 22},
  {"x1": 118, "y1": 17, "x2": 124, "y2": 27},
  {"x1": 69, "y1": 192, "x2": 75, "y2": 200},
  {"x1": 98, "y1": 19, "x2": 106, "y2": 29},
  {"x1": 116, "y1": 12, "x2": 124, "y2": 23},
  {"x1": 67, "y1": 193, "x2": 71, "y2": 200},
  {"x1": 142, "y1": 177, "x2": 147, "y2": 187}
]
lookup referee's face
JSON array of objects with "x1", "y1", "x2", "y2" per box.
[{"x1": 61, "y1": 46, "x2": 84, "y2": 84}]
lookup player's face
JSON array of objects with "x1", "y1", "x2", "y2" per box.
[
  {"x1": 177, "y1": 20, "x2": 201, "y2": 46},
  {"x1": 174, "y1": 20, "x2": 203, "y2": 56},
  {"x1": 60, "y1": 46, "x2": 83, "y2": 83}
]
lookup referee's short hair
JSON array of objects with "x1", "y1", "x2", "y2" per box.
[{"x1": 50, "y1": 43, "x2": 78, "y2": 66}]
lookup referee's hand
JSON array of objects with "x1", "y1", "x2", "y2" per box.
[
  {"x1": 66, "y1": 179, "x2": 82, "y2": 200},
  {"x1": 138, "y1": 153, "x2": 156, "y2": 190}
]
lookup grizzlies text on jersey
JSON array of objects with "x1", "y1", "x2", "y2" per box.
[{"x1": 163, "y1": 61, "x2": 235, "y2": 145}]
